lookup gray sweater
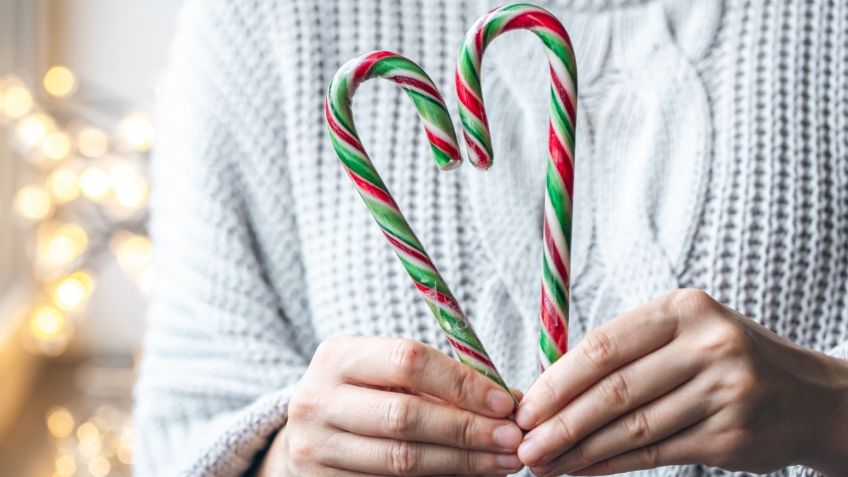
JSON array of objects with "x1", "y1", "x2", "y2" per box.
[{"x1": 134, "y1": 0, "x2": 848, "y2": 475}]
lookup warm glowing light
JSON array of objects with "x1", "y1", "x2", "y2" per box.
[
  {"x1": 47, "y1": 166, "x2": 81, "y2": 203},
  {"x1": 118, "y1": 113, "x2": 154, "y2": 150},
  {"x1": 79, "y1": 167, "x2": 111, "y2": 201},
  {"x1": 38, "y1": 222, "x2": 89, "y2": 267},
  {"x1": 13, "y1": 185, "x2": 54, "y2": 220},
  {"x1": 16, "y1": 113, "x2": 55, "y2": 147},
  {"x1": 77, "y1": 421, "x2": 100, "y2": 443},
  {"x1": 46, "y1": 407, "x2": 75, "y2": 438},
  {"x1": 112, "y1": 232, "x2": 153, "y2": 273},
  {"x1": 43, "y1": 66, "x2": 77, "y2": 98},
  {"x1": 54, "y1": 455, "x2": 76, "y2": 477},
  {"x1": 41, "y1": 131, "x2": 73, "y2": 160},
  {"x1": 118, "y1": 443, "x2": 132, "y2": 464},
  {"x1": 111, "y1": 165, "x2": 149, "y2": 209},
  {"x1": 137, "y1": 265, "x2": 155, "y2": 295},
  {"x1": 1, "y1": 84, "x2": 33, "y2": 118},
  {"x1": 53, "y1": 271, "x2": 94, "y2": 312},
  {"x1": 76, "y1": 127, "x2": 109, "y2": 157},
  {"x1": 88, "y1": 456, "x2": 111, "y2": 477},
  {"x1": 30, "y1": 305, "x2": 65, "y2": 339}
]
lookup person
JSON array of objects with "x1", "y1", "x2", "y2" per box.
[{"x1": 134, "y1": 0, "x2": 848, "y2": 476}]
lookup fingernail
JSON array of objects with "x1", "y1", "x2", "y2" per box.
[
  {"x1": 488, "y1": 390, "x2": 514, "y2": 415},
  {"x1": 518, "y1": 434, "x2": 543, "y2": 465},
  {"x1": 515, "y1": 403, "x2": 536, "y2": 429},
  {"x1": 496, "y1": 454, "x2": 522, "y2": 470},
  {"x1": 492, "y1": 424, "x2": 522, "y2": 449}
]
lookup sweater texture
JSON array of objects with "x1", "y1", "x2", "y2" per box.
[{"x1": 134, "y1": 0, "x2": 848, "y2": 475}]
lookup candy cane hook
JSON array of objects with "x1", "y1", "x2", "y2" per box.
[{"x1": 456, "y1": 4, "x2": 577, "y2": 370}]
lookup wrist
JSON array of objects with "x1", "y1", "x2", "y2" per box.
[{"x1": 804, "y1": 352, "x2": 848, "y2": 475}]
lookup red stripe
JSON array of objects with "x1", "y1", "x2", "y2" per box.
[
  {"x1": 391, "y1": 75, "x2": 442, "y2": 101},
  {"x1": 543, "y1": 220, "x2": 569, "y2": 290},
  {"x1": 446, "y1": 336, "x2": 495, "y2": 369},
  {"x1": 325, "y1": 100, "x2": 367, "y2": 156},
  {"x1": 384, "y1": 232, "x2": 431, "y2": 266},
  {"x1": 456, "y1": 72, "x2": 487, "y2": 123},
  {"x1": 348, "y1": 170, "x2": 396, "y2": 207},
  {"x1": 415, "y1": 282, "x2": 461, "y2": 312},
  {"x1": 504, "y1": 11, "x2": 571, "y2": 47},
  {"x1": 425, "y1": 128, "x2": 460, "y2": 162},
  {"x1": 463, "y1": 131, "x2": 492, "y2": 169},
  {"x1": 353, "y1": 51, "x2": 397, "y2": 81},
  {"x1": 540, "y1": 290, "x2": 567, "y2": 353},
  {"x1": 548, "y1": 125, "x2": 574, "y2": 198},
  {"x1": 550, "y1": 66, "x2": 576, "y2": 123}
]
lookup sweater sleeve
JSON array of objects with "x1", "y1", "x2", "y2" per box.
[{"x1": 133, "y1": 1, "x2": 311, "y2": 475}]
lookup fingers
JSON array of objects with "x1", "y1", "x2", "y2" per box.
[
  {"x1": 518, "y1": 339, "x2": 700, "y2": 465},
  {"x1": 530, "y1": 375, "x2": 717, "y2": 476},
  {"x1": 324, "y1": 384, "x2": 523, "y2": 452},
  {"x1": 320, "y1": 432, "x2": 524, "y2": 476},
  {"x1": 566, "y1": 423, "x2": 707, "y2": 476},
  {"x1": 517, "y1": 296, "x2": 681, "y2": 430},
  {"x1": 328, "y1": 336, "x2": 515, "y2": 417}
]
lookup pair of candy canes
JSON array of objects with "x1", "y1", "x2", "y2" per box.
[{"x1": 325, "y1": 3, "x2": 576, "y2": 400}]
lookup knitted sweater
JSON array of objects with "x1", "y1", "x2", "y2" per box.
[{"x1": 133, "y1": 0, "x2": 848, "y2": 475}]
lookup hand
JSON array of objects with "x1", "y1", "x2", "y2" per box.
[
  {"x1": 258, "y1": 335, "x2": 525, "y2": 476},
  {"x1": 515, "y1": 289, "x2": 848, "y2": 476}
]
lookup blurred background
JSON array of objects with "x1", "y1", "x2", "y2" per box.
[{"x1": 0, "y1": 1, "x2": 183, "y2": 475}]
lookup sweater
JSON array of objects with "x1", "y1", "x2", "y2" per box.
[{"x1": 133, "y1": 0, "x2": 848, "y2": 476}]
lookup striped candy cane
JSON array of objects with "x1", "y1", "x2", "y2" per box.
[
  {"x1": 325, "y1": 51, "x2": 515, "y2": 398},
  {"x1": 456, "y1": 4, "x2": 577, "y2": 370}
]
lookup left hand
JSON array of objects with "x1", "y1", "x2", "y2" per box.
[{"x1": 515, "y1": 289, "x2": 848, "y2": 476}]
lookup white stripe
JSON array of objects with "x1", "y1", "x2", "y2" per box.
[{"x1": 544, "y1": 191, "x2": 572, "y2": 273}]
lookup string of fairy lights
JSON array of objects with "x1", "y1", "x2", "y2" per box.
[
  {"x1": 2, "y1": 65, "x2": 153, "y2": 357},
  {"x1": 2, "y1": 65, "x2": 152, "y2": 477}
]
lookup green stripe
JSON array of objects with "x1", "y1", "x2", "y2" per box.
[
  {"x1": 459, "y1": 111, "x2": 493, "y2": 158},
  {"x1": 539, "y1": 329, "x2": 562, "y2": 363},
  {"x1": 546, "y1": 164, "x2": 572, "y2": 248},
  {"x1": 329, "y1": 136, "x2": 387, "y2": 190},
  {"x1": 542, "y1": 253, "x2": 568, "y2": 312},
  {"x1": 330, "y1": 77, "x2": 356, "y2": 133},
  {"x1": 368, "y1": 55, "x2": 424, "y2": 79},
  {"x1": 536, "y1": 30, "x2": 577, "y2": 81},
  {"x1": 459, "y1": 48, "x2": 481, "y2": 94},
  {"x1": 549, "y1": 87, "x2": 575, "y2": 149}
]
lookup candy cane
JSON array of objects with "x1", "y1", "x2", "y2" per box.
[
  {"x1": 325, "y1": 51, "x2": 515, "y2": 397},
  {"x1": 456, "y1": 4, "x2": 577, "y2": 370}
]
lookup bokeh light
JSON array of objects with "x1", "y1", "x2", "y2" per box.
[
  {"x1": 41, "y1": 130, "x2": 73, "y2": 160},
  {"x1": 79, "y1": 166, "x2": 111, "y2": 201},
  {"x1": 13, "y1": 184, "x2": 54, "y2": 220},
  {"x1": 1, "y1": 76, "x2": 33, "y2": 118},
  {"x1": 76, "y1": 126, "x2": 109, "y2": 157},
  {"x1": 47, "y1": 165, "x2": 81, "y2": 203},
  {"x1": 52, "y1": 271, "x2": 95, "y2": 312},
  {"x1": 16, "y1": 113, "x2": 55, "y2": 148},
  {"x1": 118, "y1": 112, "x2": 154, "y2": 150},
  {"x1": 46, "y1": 407, "x2": 75, "y2": 438},
  {"x1": 43, "y1": 65, "x2": 77, "y2": 98}
]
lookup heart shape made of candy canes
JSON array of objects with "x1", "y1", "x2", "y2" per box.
[{"x1": 324, "y1": 3, "x2": 576, "y2": 399}]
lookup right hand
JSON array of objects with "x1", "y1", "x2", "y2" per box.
[{"x1": 259, "y1": 335, "x2": 524, "y2": 476}]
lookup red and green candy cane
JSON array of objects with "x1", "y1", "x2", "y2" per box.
[
  {"x1": 456, "y1": 4, "x2": 577, "y2": 370},
  {"x1": 325, "y1": 51, "x2": 515, "y2": 399}
]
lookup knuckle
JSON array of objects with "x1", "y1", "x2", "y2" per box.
[
  {"x1": 287, "y1": 394, "x2": 314, "y2": 421},
  {"x1": 287, "y1": 438, "x2": 314, "y2": 466},
  {"x1": 388, "y1": 440, "x2": 418, "y2": 475},
  {"x1": 449, "y1": 367, "x2": 475, "y2": 404},
  {"x1": 456, "y1": 412, "x2": 479, "y2": 448},
  {"x1": 384, "y1": 396, "x2": 414, "y2": 438},
  {"x1": 624, "y1": 410, "x2": 651, "y2": 442},
  {"x1": 599, "y1": 372, "x2": 632, "y2": 409},
  {"x1": 640, "y1": 443, "x2": 661, "y2": 468},
  {"x1": 583, "y1": 329, "x2": 617, "y2": 369},
  {"x1": 667, "y1": 289, "x2": 716, "y2": 317},
  {"x1": 550, "y1": 413, "x2": 579, "y2": 444},
  {"x1": 390, "y1": 339, "x2": 425, "y2": 384},
  {"x1": 538, "y1": 375, "x2": 562, "y2": 406},
  {"x1": 699, "y1": 321, "x2": 750, "y2": 360}
]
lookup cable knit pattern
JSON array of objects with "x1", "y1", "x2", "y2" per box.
[{"x1": 134, "y1": 0, "x2": 848, "y2": 476}]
